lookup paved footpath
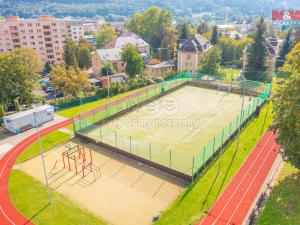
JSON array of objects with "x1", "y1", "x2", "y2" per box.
[{"x1": 198, "y1": 131, "x2": 280, "y2": 225}]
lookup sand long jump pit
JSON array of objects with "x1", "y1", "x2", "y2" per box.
[
  {"x1": 20, "y1": 140, "x2": 185, "y2": 225},
  {"x1": 77, "y1": 84, "x2": 255, "y2": 179}
]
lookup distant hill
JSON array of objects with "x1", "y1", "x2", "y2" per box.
[{"x1": 1, "y1": 0, "x2": 300, "y2": 22}]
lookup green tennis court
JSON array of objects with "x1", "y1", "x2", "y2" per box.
[{"x1": 78, "y1": 85, "x2": 256, "y2": 175}]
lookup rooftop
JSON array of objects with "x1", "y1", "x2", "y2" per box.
[
  {"x1": 4, "y1": 105, "x2": 53, "y2": 120},
  {"x1": 105, "y1": 31, "x2": 149, "y2": 49},
  {"x1": 179, "y1": 34, "x2": 211, "y2": 53},
  {"x1": 95, "y1": 48, "x2": 123, "y2": 61}
]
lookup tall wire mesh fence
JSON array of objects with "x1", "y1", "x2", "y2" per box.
[{"x1": 74, "y1": 73, "x2": 272, "y2": 180}]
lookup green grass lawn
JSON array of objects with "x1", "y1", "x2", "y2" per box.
[
  {"x1": 16, "y1": 131, "x2": 71, "y2": 164},
  {"x1": 154, "y1": 102, "x2": 273, "y2": 225},
  {"x1": 0, "y1": 132, "x2": 5, "y2": 140},
  {"x1": 9, "y1": 170, "x2": 107, "y2": 225},
  {"x1": 57, "y1": 87, "x2": 148, "y2": 118},
  {"x1": 220, "y1": 67, "x2": 241, "y2": 81},
  {"x1": 256, "y1": 164, "x2": 300, "y2": 225}
]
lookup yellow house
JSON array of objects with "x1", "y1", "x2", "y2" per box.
[
  {"x1": 177, "y1": 34, "x2": 211, "y2": 72},
  {"x1": 92, "y1": 48, "x2": 125, "y2": 75}
]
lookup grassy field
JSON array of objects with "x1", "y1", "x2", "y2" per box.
[
  {"x1": 257, "y1": 164, "x2": 300, "y2": 225},
  {"x1": 57, "y1": 87, "x2": 148, "y2": 118},
  {"x1": 154, "y1": 102, "x2": 273, "y2": 225},
  {"x1": 16, "y1": 131, "x2": 71, "y2": 164},
  {"x1": 9, "y1": 170, "x2": 107, "y2": 225},
  {"x1": 220, "y1": 67, "x2": 241, "y2": 81}
]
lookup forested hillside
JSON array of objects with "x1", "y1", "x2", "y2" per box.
[{"x1": 1, "y1": 0, "x2": 299, "y2": 21}]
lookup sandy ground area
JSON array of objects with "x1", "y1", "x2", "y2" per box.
[{"x1": 20, "y1": 139, "x2": 185, "y2": 225}]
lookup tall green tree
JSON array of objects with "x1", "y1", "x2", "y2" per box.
[
  {"x1": 50, "y1": 65, "x2": 91, "y2": 98},
  {"x1": 243, "y1": 17, "x2": 268, "y2": 81},
  {"x1": 177, "y1": 21, "x2": 192, "y2": 40},
  {"x1": 276, "y1": 29, "x2": 292, "y2": 68},
  {"x1": 63, "y1": 39, "x2": 78, "y2": 69},
  {"x1": 272, "y1": 42, "x2": 300, "y2": 169},
  {"x1": 95, "y1": 25, "x2": 117, "y2": 49},
  {"x1": 77, "y1": 47, "x2": 91, "y2": 69},
  {"x1": 210, "y1": 26, "x2": 219, "y2": 45},
  {"x1": 218, "y1": 37, "x2": 247, "y2": 67},
  {"x1": 101, "y1": 61, "x2": 116, "y2": 75},
  {"x1": 198, "y1": 47, "x2": 221, "y2": 75},
  {"x1": 0, "y1": 48, "x2": 40, "y2": 107},
  {"x1": 197, "y1": 21, "x2": 210, "y2": 35},
  {"x1": 121, "y1": 45, "x2": 144, "y2": 77},
  {"x1": 126, "y1": 6, "x2": 173, "y2": 49}
]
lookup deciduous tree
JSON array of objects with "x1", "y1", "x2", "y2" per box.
[
  {"x1": 101, "y1": 61, "x2": 116, "y2": 75},
  {"x1": 272, "y1": 42, "x2": 300, "y2": 169},
  {"x1": 126, "y1": 6, "x2": 173, "y2": 49},
  {"x1": 121, "y1": 45, "x2": 144, "y2": 77},
  {"x1": 0, "y1": 48, "x2": 40, "y2": 107},
  {"x1": 50, "y1": 65, "x2": 91, "y2": 98},
  {"x1": 63, "y1": 39, "x2": 78, "y2": 69},
  {"x1": 95, "y1": 25, "x2": 117, "y2": 49},
  {"x1": 198, "y1": 47, "x2": 221, "y2": 76},
  {"x1": 77, "y1": 47, "x2": 91, "y2": 69}
]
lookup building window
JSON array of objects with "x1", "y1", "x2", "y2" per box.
[
  {"x1": 37, "y1": 29, "x2": 42, "y2": 32},
  {"x1": 187, "y1": 55, "x2": 191, "y2": 59},
  {"x1": 22, "y1": 42, "x2": 27, "y2": 45},
  {"x1": 36, "y1": 23, "x2": 40, "y2": 27},
  {"x1": 29, "y1": 29, "x2": 33, "y2": 33},
  {"x1": 38, "y1": 35, "x2": 42, "y2": 39},
  {"x1": 30, "y1": 36, "x2": 34, "y2": 39},
  {"x1": 27, "y1": 23, "x2": 32, "y2": 27}
]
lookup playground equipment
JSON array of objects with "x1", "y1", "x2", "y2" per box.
[{"x1": 62, "y1": 144, "x2": 93, "y2": 178}]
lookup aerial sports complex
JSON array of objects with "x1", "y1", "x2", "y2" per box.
[{"x1": 0, "y1": 73, "x2": 276, "y2": 225}]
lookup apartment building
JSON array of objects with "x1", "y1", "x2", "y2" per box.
[{"x1": 0, "y1": 16, "x2": 84, "y2": 64}]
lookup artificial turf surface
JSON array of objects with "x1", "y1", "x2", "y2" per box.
[{"x1": 154, "y1": 102, "x2": 273, "y2": 225}]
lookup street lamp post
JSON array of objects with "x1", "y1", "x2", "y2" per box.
[{"x1": 34, "y1": 112, "x2": 52, "y2": 203}]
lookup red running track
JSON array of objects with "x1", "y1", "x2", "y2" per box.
[
  {"x1": 198, "y1": 130, "x2": 280, "y2": 225},
  {"x1": 0, "y1": 119, "x2": 72, "y2": 225}
]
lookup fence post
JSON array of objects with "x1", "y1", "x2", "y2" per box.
[
  {"x1": 99, "y1": 126, "x2": 102, "y2": 141},
  {"x1": 115, "y1": 131, "x2": 117, "y2": 148},
  {"x1": 203, "y1": 146, "x2": 206, "y2": 166},
  {"x1": 212, "y1": 137, "x2": 216, "y2": 155},
  {"x1": 169, "y1": 149, "x2": 172, "y2": 168},
  {"x1": 149, "y1": 143, "x2": 151, "y2": 160},
  {"x1": 218, "y1": 129, "x2": 225, "y2": 175},
  {"x1": 192, "y1": 156, "x2": 195, "y2": 181},
  {"x1": 130, "y1": 136, "x2": 132, "y2": 153}
]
